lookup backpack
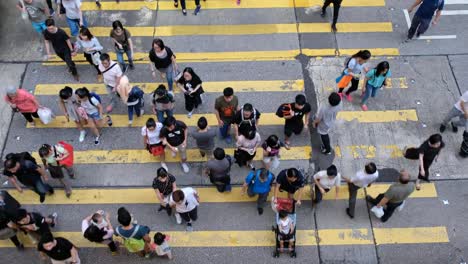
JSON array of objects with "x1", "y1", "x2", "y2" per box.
[
  {"x1": 116, "y1": 226, "x2": 146, "y2": 253},
  {"x1": 5, "y1": 152, "x2": 37, "y2": 165},
  {"x1": 128, "y1": 86, "x2": 144, "y2": 102},
  {"x1": 89, "y1": 92, "x2": 102, "y2": 107},
  {"x1": 275, "y1": 103, "x2": 292, "y2": 118}
]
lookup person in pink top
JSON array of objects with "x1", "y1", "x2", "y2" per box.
[{"x1": 4, "y1": 86, "x2": 41, "y2": 127}]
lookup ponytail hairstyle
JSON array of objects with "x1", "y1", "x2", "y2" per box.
[
  {"x1": 38, "y1": 144, "x2": 52, "y2": 158},
  {"x1": 59, "y1": 86, "x2": 73, "y2": 100},
  {"x1": 351, "y1": 50, "x2": 371, "y2": 61}
]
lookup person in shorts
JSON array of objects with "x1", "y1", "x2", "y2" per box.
[
  {"x1": 161, "y1": 116, "x2": 189, "y2": 173},
  {"x1": 59, "y1": 87, "x2": 86, "y2": 142},
  {"x1": 16, "y1": 0, "x2": 49, "y2": 38},
  {"x1": 142, "y1": 118, "x2": 167, "y2": 171},
  {"x1": 191, "y1": 116, "x2": 217, "y2": 158},
  {"x1": 169, "y1": 188, "x2": 199, "y2": 232},
  {"x1": 75, "y1": 87, "x2": 105, "y2": 145},
  {"x1": 276, "y1": 94, "x2": 311, "y2": 146},
  {"x1": 152, "y1": 167, "x2": 177, "y2": 216}
]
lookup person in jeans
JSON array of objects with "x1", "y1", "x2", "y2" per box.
[
  {"x1": 321, "y1": 0, "x2": 342, "y2": 32},
  {"x1": 161, "y1": 116, "x2": 190, "y2": 173},
  {"x1": 173, "y1": 0, "x2": 201, "y2": 16},
  {"x1": 115, "y1": 207, "x2": 152, "y2": 257},
  {"x1": 205, "y1": 148, "x2": 232, "y2": 193},
  {"x1": 4, "y1": 156, "x2": 54, "y2": 203},
  {"x1": 215, "y1": 87, "x2": 239, "y2": 144},
  {"x1": 360, "y1": 61, "x2": 391, "y2": 111},
  {"x1": 57, "y1": 0, "x2": 88, "y2": 39},
  {"x1": 43, "y1": 18, "x2": 79, "y2": 81},
  {"x1": 59, "y1": 87, "x2": 87, "y2": 142},
  {"x1": 177, "y1": 67, "x2": 205, "y2": 118},
  {"x1": 82, "y1": 210, "x2": 118, "y2": 255},
  {"x1": 338, "y1": 50, "x2": 371, "y2": 102},
  {"x1": 152, "y1": 85, "x2": 175, "y2": 123},
  {"x1": 276, "y1": 94, "x2": 311, "y2": 146},
  {"x1": 37, "y1": 232, "x2": 80, "y2": 264},
  {"x1": 343, "y1": 162, "x2": 379, "y2": 218},
  {"x1": 312, "y1": 165, "x2": 341, "y2": 204},
  {"x1": 313, "y1": 92, "x2": 342, "y2": 155},
  {"x1": 366, "y1": 170, "x2": 415, "y2": 222},
  {"x1": 72, "y1": 27, "x2": 104, "y2": 82},
  {"x1": 440, "y1": 90, "x2": 468, "y2": 134},
  {"x1": 4, "y1": 86, "x2": 41, "y2": 127},
  {"x1": 406, "y1": 0, "x2": 444, "y2": 41},
  {"x1": 15, "y1": 208, "x2": 57, "y2": 244},
  {"x1": 274, "y1": 168, "x2": 305, "y2": 206},
  {"x1": 191, "y1": 116, "x2": 217, "y2": 158},
  {"x1": 39, "y1": 144, "x2": 74, "y2": 198},
  {"x1": 142, "y1": 118, "x2": 167, "y2": 171},
  {"x1": 99, "y1": 53, "x2": 123, "y2": 113},
  {"x1": 110, "y1": 20, "x2": 134, "y2": 71},
  {"x1": 149, "y1": 38, "x2": 178, "y2": 93},
  {"x1": 169, "y1": 188, "x2": 200, "y2": 231},
  {"x1": 116, "y1": 76, "x2": 145, "y2": 126},
  {"x1": 232, "y1": 103, "x2": 261, "y2": 140},
  {"x1": 16, "y1": 0, "x2": 49, "y2": 38},
  {"x1": 242, "y1": 168, "x2": 275, "y2": 215},
  {"x1": 153, "y1": 167, "x2": 177, "y2": 216}
]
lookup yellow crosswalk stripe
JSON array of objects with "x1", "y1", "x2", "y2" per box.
[
  {"x1": 11, "y1": 183, "x2": 437, "y2": 205},
  {"x1": 80, "y1": 0, "x2": 386, "y2": 11},
  {"x1": 303, "y1": 48, "x2": 400, "y2": 57},
  {"x1": 34, "y1": 80, "x2": 304, "y2": 95},
  {"x1": 334, "y1": 144, "x2": 404, "y2": 159},
  {"x1": 324, "y1": 77, "x2": 409, "y2": 92},
  {"x1": 28, "y1": 110, "x2": 417, "y2": 129},
  {"x1": 0, "y1": 226, "x2": 448, "y2": 248}
]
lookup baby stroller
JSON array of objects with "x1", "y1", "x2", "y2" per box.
[{"x1": 271, "y1": 197, "x2": 297, "y2": 258}]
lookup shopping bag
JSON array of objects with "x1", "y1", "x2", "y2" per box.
[
  {"x1": 37, "y1": 107, "x2": 54, "y2": 124},
  {"x1": 150, "y1": 145, "x2": 165, "y2": 156},
  {"x1": 337, "y1": 75, "x2": 352, "y2": 89},
  {"x1": 371, "y1": 206, "x2": 384, "y2": 218},
  {"x1": 57, "y1": 141, "x2": 74, "y2": 167}
]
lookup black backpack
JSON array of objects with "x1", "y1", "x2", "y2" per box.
[
  {"x1": 84, "y1": 225, "x2": 107, "y2": 243},
  {"x1": 5, "y1": 152, "x2": 37, "y2": 165}
]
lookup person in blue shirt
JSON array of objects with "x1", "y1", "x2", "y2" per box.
[
  {"x1": 241, "y1": 168, "x2": 275, "y2": 215},
  {"x1": 407, "y1": 0, "x2": 444, "y2": 41},
  {"x1": 360, "y1": 61, "x2": 391, "y2": 111}
]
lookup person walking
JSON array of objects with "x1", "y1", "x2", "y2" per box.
[
  {"x1": 38, "y1": 143, "x2": 74, "y2": 198},
  {"x1": 37, "y1": 232, "x2": 80, "y2": 264},
  {"x1": 0, "y1": 190, "x2": 23, "y2": 250},
  {"x1": 321, "y1": 0, "x2": 342, "y2": 32},
  {"x1": 43, "y1": 18, "x2": 79, "y2": 81},
  {"x1": 440, "y1": 90, "x2": 468, "y2": 133},
  {"x1": 337, "y1": 50, "x2": 371, "y2": 102},
  {"x1": 161, "y1": 116, "x2": 190, "y2": 173},
  {"x1": 15, "y1": 208, "x2": 57, "y2": 243},
  {"x1": 82, "y1": 210, "x2": 119, "y2": 255},
  {"x1": 116, "y1": 76, "x2": 145, "y2": 126},
  {"x1": 366, "y1": 170, "x2": 415, "y2": 222},
  {"x1": 360, "y1": 61, "x2": 391, "y2": 111},
  {"x1": 142, "y1": 118, "x2": 167, "y2": 171},
  {"x1": 75, "y1": 87, "x2": 104, "y2": 145},
  {"x1": 313, "y1": 92, "x2": 342, "y2": 155},
  {"x1": 232, "y1": 103, "x2": 261, "y2": 140},
  {"x1": 273, "y1": 168, "x2": 305, "y2": 206},
  {"x1": 234, "y1": 129, "x2": 261, "y2": 170},
  {"x1": 4, "y1": 86, "x2": 41, "y2": 127},
  {"x1": 262, "y1": 134, "x2": 290, "y2": 170},
  {"x1": 312, "y1": 165, "x2": 341, "y2": 204},
  {"x1": 152, "y1": 167, "x2": 177, "y2": 216},
  {"x1": 110, "y1": 20, "x2": 134, "y2": 71},
  {"x1": 152, "y1": 85, "x2": 175, "y2": 123},
  {"x1": 99, "y1": 53, "x2": 123, "y2": 113},
  {"x1": 58, "y1": 87, "x2": 86, "y2": 142},
  {"x1": 173, "y1": 0, "x2": 201, "y2": 16},
  {"x1": 205, "y1": 148, "x2": 232, "y2": 193},
  {"x1": 149, "y1": 38, "x2": 178, "y2": 93},
  {"x1": 406, "y1": 0, "x2": 444, "y2": 41},
  {"x1": 191, "y1": 116, "x2": 217, "y2": 158},
  {"x1": 215, "y1": 87, "x2": 239, "y2": 144},
  {"x1": 16, "y1": 0, "x2": 49, "y2": 39},
  {"x1": 177, "y1": 67, "x2": 205, "y2": 118},
  {"x1": 343, "y1": 162, "x2": 379, "y2": 218},
  {"x1": 169, "y1": 188, "x2": 200, "y2": 231},
  {"x1": 404, "y1": 134, "x2": 444, "y2": 190},
  {"x1": 241, "y1": 168, "x2": 275, "y2": 215},
  {"x1": 3, "y1": 154, "x2": 54, "y2": 203},
  {"x1": 56, "y1": 0, "x2": 88, "y2": 39},
  {"x1": 115, "y1": 207, "x2": 152, "y2": 257},
  {"x1": 276, "y1": 94, "x2": 311, "y2": 147},
  {"x1": 72, "y1": 27, "x2": 104, "y2": 82}
]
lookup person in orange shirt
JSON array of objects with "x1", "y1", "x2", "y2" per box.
[{"x1": 4, "y1": 86, "x2": 41, "y2": 127}]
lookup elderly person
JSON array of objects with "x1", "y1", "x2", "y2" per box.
[
  {"x1": 116, "y1": 76, "x2": 144, "y2": 126},
  {"x1": 4, "y1": 86, "x2": 41, "y2": 127}
]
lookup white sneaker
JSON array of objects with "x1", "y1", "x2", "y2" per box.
[
  {"x1": 175, "y1": 213, "x2": 182, "y2": 224},
  {"x1": 171, "y1": 150, "x2": 177, "y2": 158},
  {"x1": 187, "y1": 111, "x2": 193, "y2": 118},
  {"x1": 79, "y1": 130, "x2": 86, "y2": 142},
  {"x1": 128, "y1": 120, "x2": 133, "y2": 126},
  {"x1": 181, "y1": 163, "x2": 189, "y2": 173},
  {"x1": 94, "y1": 136, "x2": 100, "y2": 145},
  {"x1": 140, "y1": 109, "x2": 145, "y2": 116},
  {"x1": 168, "y1": 90, "x2": 174, "y2": 96},
  {"x1": 161, "y1": 162, "x2": 168, "y2": 172}
]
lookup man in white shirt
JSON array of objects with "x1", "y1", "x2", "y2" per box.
[
  {"x1": 343, "y1": 162, "x2": 379, "y2": 219},
  {"x1": 169, "y1": 187, "x2": 199, "y2": 232},
  {"x1": 98, "y1": 53, "x2": 123, "y2": 113},
  {"x1": 313, "y1": 164, "x2": 341, "y2": 204},
  {"x1": 440, "y1": 90, "x2": 468, "y2": 133}
]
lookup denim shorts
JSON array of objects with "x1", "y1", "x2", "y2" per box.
[
  {"x1": 31, "y1": 21, "x2": 47, "y2": 34},
  {"x1": 87, "y1": 112, "x2": 102, "y2": 120}
]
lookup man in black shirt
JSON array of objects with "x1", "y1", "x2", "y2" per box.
[
  {"x1": 321, "y1": 0, "x2": 342, "y2": 32},
  {"x1": 232, "y1": 103, "x2": 261, "y2": 140},
  {"x1": 15, "y1": 208, "x2": 57, "y2": 243},
  {"x1": 273, "y1": 168, "x2": 305, "y2": 206},
  {"x1": 161, "y1": 116, "x2": 190, "y2": 173},
  {"x1": 38, "y1": 232, "x2": 80, "y2": 263},
  {"x1": 43, "y1": 18, "x2": 79, "y2": 81},
  {"x1": 276, "y1": 94, "x2": 311, "y2": 146},
  {"x1": 0, "y1": 190, "x2": 21, "y2": 220}
]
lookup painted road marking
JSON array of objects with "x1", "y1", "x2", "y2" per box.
[
  {"x1": 11, "y1": 183, "x2": 437, "y2": 205},
  {"x1": 28, "y1": 110, "x2": 417, "y2": 129},
  {"x1": 0, "y1": 227, "x2": 448, "y2": 247},
  {"x1": 34, "y1": 80, "x2": 304, "y2": 95},
  {"x1": 334, "y1": 144, "x2": 404, "y2": 159},
  {"x1": 403, "y1": 9, "x2": 457, "y2": 40},
  {"x1": 441, "y1": 10, "x2": 468, "y2": 15},
  {"x1": 324, "y1": 77, "x2": 409, "y2": 92},
  {"x1": 80, "y1": 0, "x2": 386, "y2": 11}
]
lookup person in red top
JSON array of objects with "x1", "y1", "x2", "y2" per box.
[{"x1": 4, "y1": 86, "x2": 41, "y2": 127}]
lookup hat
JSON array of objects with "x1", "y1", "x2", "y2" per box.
[{"x1": 6, "y1": 86, "x2": 17, "y2": 95}]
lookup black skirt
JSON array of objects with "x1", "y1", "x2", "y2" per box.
[{"x1": 234, "y1": 149, "x2": 256, "y2": 167}]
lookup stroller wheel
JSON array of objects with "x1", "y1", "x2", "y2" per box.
[{"x1": 290, "y1": 251, "x2": 297, "y2": 258}]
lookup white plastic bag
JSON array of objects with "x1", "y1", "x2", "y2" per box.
[
  {"x1": 371, "y1": 206, "x2": 384, "y2": 218},
  {"x1": 37, "y1": 107, "x2": 54, "y2": 124}
]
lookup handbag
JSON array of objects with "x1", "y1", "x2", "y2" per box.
[
  {"x1": 91, "y1": 51, "x2": 101, "y2": 66},
  {"x1": 56, "y1": 141, "x2": 74, "y2": 167},
  {"x1": 150, "y1": 145, "x2": 165, "y2": 156}
]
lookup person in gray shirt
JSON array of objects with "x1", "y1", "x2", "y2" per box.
[
  {"x1": 204, "y1": 148, "x2": 232, "y2": 193},
  {"x1": 313, "y1": 92, "x2": 342, "y2": 155},
  {"x1": 191, "y1": 117, "x2": 217, "y2": 158}
]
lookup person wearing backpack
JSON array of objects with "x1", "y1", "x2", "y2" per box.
[
  {"x1": 38, "y1": 143, "x2": 74, "y2": 198},
  {"x1": 110, "y1": 20, "x2": 134, "y2": 72},
  {"x1": 276, "y1": 94, "x2": 311, "y2": 147},
  {"x1": 116, "y1": 76, "x2": 145, "y2": 126},
  {"x1": 360, "y1": 61, "x2": 391, "y2": 111},
  {"x1": 3, "y1": 154, "x2": 54, "y2": 203},
  {"x1": 152, "y1": 84, "x2": 175, "y2": 123},
  {"x1": 337, "y1": 50, "x2": 371, "y2": 102},
  {"x1": 59, "y1": 87, "x2": 87, "y2": 142},
  {"x1": 204, "y1": 148, "x2": 232, "y2": 193},
  {"x1": 149, "y1": 38, "x2": 178, "y2": 93},
  {"x1": 241, "y1": 168, "x2": 275, "y2": 215},
  {"x1": 4, "y1": 86, "x2": 42, "y2": 127},
  {"x1": 115, "y1": 207, "x2": 152, "y2": 257},
  {"x1": 75, "y1": 87, "x2": 104, "y2": 145},
  {"x1": 99, "y1": 53, "x2": 123, "y2": 113},
  {"x1": 232, "y1": 103, "x2": 261, "y2": 140},
  {"x1": 82, "y1": 210, "x2": 118, "y2": 255}
]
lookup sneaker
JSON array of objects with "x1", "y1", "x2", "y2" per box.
[
  {"x1": 168, "y1": 90, "x2": 174, "y2": 96},
  {"x1": 451, "y1": 122, "x2": 458, "y2": 133},
  {"x1": 49, "y1": 9, "x2": 55, "y2": 16},
  {"x1": 161, "y1": 162, "x2": 168, "y2": 172},
  {"x1": 194, "y1": 5, "x2": 201, "y2": 15},
  {"x1": 345, "y1": 93, "x2": 352, "y2": 102},
  {"x1": 320, "y1": 146, "x2": 332, "y2": 155},
  {"x1": 187, "y1": 111, "x2": 193, "y2": 118},
  {"x1": 186, "y1": 222, "x2": 193, "y2": 232},
  {"x1": 182, "y1": 9, "x2": 187, "y2": 15},
  {"x1": 181, "y1": 163, "x2": 189, "y2": 173},
  {"x1": 39, "y1": 195, "x2": 45, "y2": 203},
  {"x1": 175, "y1": 213, "x2": 182, "y2": 224},
  {"x1": 48, "y1": 188, "x2": 54, "y2": 195},
  {"x1": 94, "y1": 136, "x2": 100, "y2": 145},
  {"x1": 346, "y1": 208, "x2": 354, "y2": 219},
  {"x1": 129, "y1": 64, "x2": 135, "y2": 70},
  {"x1": 128, "y1": 120, "x2": 133, "y2": 126},
  {"x1": 79, "y1": 130, "x2": 86, "y2": 142},
  {"x1": 257, "y1": 207, "x2": 264, "y2": 215},
  {"x1": 361, "y1": 104, "x2": 368, "y2": 111},
  {"x1": 50, "y1": 212, "x2": 58, "y2": 228},
  {"x1": 439, "y1": 124, "x2": 446, "y2": 133},
  {"x1": 107, "y1": 115, "x2": 113, "y2": 126},
  {"x1": 140, "y1": 109, "x2": 145, "y2": 116}
]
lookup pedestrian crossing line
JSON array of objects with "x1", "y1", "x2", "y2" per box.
[
  {"x1": 34, "y1": 80, "x2": 304, "y2": 95},
  {"x1": 324, "y1": 77, "x2": 409, "y2": 92},
  {"x1": 0, "y1": 226, "x2": 448, "y2": 248},
  {"x1": 80, "y1": 0, "x2": 386, "y2": 11},
  {"x1": 63, "y1": 23, "x2": 392, "y2": 37},
  {"x1": 334, "y1": 144, "x2": 404, "y2": 159},
  {"x1": 27, "y1": 110, "x2": 417, "y2": 129},
  {"x1": 10, "y1": 183, "x2": 437, "y2": 205}
]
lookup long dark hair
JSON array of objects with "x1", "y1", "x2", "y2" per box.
[
  {"x1": 351, "y1": 50, "x2": 371, "y2": 60},
  {"x1": 79, "y1": 27, "x2": 94, "y2": 40},
  {"x1": 75, "y1": 87, "x2": 91, "y2": 99},
  {"x1": 177, "y1": 67, "x2": 201, "y2": 84},
  {"x1": 112, "y1": 20, "x2": 124, "y2": 31},
  {"x1": 375, "y1": 61, "x2": 390, "y2": 77}
]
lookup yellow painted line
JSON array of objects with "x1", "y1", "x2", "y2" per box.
[
  {"x1": 80, "y1": 0, "x2": 385, "y2": 11},
  {"x1": 300, "y1": 22, "x2": 393, "y2": 33},
  {"x1": 386, "y1": 77, "x2": 408, "y2": 89},
  {"x1": 11, "y1": 183, "x2": 436, "y2": 205},
  {"x1": 0, "y1": 226, "x2": 448, "y2": 248},
  {"x1": 336, "y1": 48, "x2": 400, "y2": 56},
  {"x1": 34, "y1": 80, "x2": 304, "y2": 95},
  {"x1": 337, "y1": 109, "x2": 418, "y2": 123},
  {"x1": 374, "y1": 226, "x2": 449, "y2": 245},
  {"x1": 334, "y1": 144, "x2": 404, "y2": 159}
]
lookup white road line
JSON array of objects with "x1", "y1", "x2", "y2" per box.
[
  {"x1": 445, "y1": 0, "x2": 468, "y2": 4},
  {"x1": 403, "y1": 9, "x2": 412, "y2": 28},
  {"x1": 418, "y1": 35, "x2": 457, "y2": 39},
  {"x1": 442, "y1": 10, "x2": 468, "y2": 15}
]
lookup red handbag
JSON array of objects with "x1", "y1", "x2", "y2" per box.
[
  {"x1": 149, "y1": 145, "x2": 165, "y2": 156},
  {"x1": 57, "y1": 141, "x2": 74, "y2": 167}
]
